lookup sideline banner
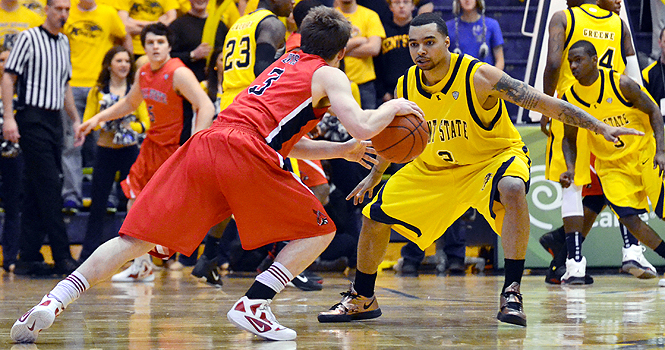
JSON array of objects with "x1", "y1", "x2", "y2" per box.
[{"x1": 499, "y1": 126, "x2": 665, "y2": 268}]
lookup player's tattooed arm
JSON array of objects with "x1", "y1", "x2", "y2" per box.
[
  {"x1": 486, "y1": 70, "x2": 636, "y2": 141},
  {"x1": 488, "y1": 72, "x2": 602, "y2": 132}
]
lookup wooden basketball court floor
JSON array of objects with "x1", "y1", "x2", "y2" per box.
[{"x1": 1, "y1": 269, "x2": 665, "y2": 350}]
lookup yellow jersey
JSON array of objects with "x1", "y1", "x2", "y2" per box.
[
  {"x1": 20, "y1": 0, "x2": 45, "y2": 18},
  {"x1": 0, "y1": 5, "x2": 42, "y2": 49},
  {"x1": 557, "y1": 4, "x2": 625, "y2": 97},
  {"x1": 336, "y1": 5, "x2": 385, "y2": 85},
  {"x1": 220, "y1": 8, "x2": 274, "y2": 110},
  {"x1": 563, "y1": 68, "x2": 654, "y2": 162},
  {"x1": 65, "y1": 3, "x2": 127, "y2": 88},
  {"x1": 396, "y1": 54, "x2": 525, "y2": 168},
  {"x1": 119, "y1": 0, "x2": 179, "y2": 55}
]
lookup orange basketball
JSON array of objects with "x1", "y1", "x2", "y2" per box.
[{"x1": 371, "y1": 113, "x2": 430, "y2": 163}]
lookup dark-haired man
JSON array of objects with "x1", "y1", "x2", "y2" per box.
[
  {"x1": 2, "y1": 0, "x2": 84, "y2": 277},
  {"x1": 76, "y1": 22, "x2": 215, "y2": 283},
  {"x1": 539, "y1": 0, "x2": 648, "y2": 284},
  {"x1": 562, "y1": 39, "x2": 665, "y2": 287},
  {"x1": 318, "y1": 13, "x2": 642, "y2": 327},
  {"x1": 10, "y1": 7, "x2": 424, "y2": 342},
  {"x1": 218, "y1": 0, "x2": 293, "y2": 111}
]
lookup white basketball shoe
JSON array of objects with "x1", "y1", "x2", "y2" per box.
[
  {"x1": 111, "y1": 254, "x2": 155, "y2": 282},
  {"x1": 227, "y1": 296, "x2": 297, "y2": 341},
  {"x1": 11, "y1": 294, "x2": 64, "y2": 343},
  {"x1": 621, "y1": 244, "x2": 657, "y2": 279},
  {"x1": 561, "y1": 257, "x2": 587, "y2": 285}
]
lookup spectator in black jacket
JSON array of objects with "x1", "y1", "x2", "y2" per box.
[
  {"x1": 374, "y1": 0, "x2": 415, "y2": 103},
  {"x1": 169, "y1": 0, "x2": 227, "y2": 81}
]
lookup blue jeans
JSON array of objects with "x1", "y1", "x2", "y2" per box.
[{"x1": 61, "y1": 86, "x2": 92, "y2": 204}]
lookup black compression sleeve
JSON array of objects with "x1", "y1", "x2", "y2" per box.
[{"x1": 254, "y1": 43, "x2": 277, "y2": 77}]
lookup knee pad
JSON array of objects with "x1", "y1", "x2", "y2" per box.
[{"x1": 561, "y1": 184, "x2": 584, "y2": 218}]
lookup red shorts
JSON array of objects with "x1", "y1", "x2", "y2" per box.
[
  {"x1": 121, "y1": 138, "x2": 179, "y2": 199},
  {"x1": 119, "y1": 125, "x2": 336, "y2": 256},
  {"x1": 582, "y1": 154, "x2": 603, "y2": 197},
  {"x1": 297, "y1": 159, "x2": 327, "y2": 188}
]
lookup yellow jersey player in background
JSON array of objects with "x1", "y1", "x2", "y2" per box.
[
  {"x1": 219, "y1": 0, "x2": 292, "y2": 110},
  {"x1": 561, "y1": 40, "x2": 665, "y2": 287},
  {"x1": 538, "y1": 0, "x2": 649, "y2": 285},
  {"x1": 317, "y1": 13, "x2": 641, "y2": 328}
]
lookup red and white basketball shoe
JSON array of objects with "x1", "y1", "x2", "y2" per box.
[
  {"x1": 11, "y1": 294, "x2": 64, "y2": 343},
  {"x1": 227, "y1": 296, "x2": 297, "y2": 341}
]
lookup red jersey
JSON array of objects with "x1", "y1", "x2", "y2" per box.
[
  {"x1": 139, "y1": 58, "x2": 186, "y2": 147},
  {"x1": 285, "y1": 33, "x2": 301, "y2": 53},
  {"x1": 214, "y1": 52, "x2": 329, "y2": 158}
]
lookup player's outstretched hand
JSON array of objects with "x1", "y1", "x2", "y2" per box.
[
  {"x1": 600, "y1": 125, "x2": 644, "y2": 143},
  {"x1": 342, "y1": 139, "x2": 378, "y2": 169},
  {"x1": 385, "y1": 98, "x2": 425, "y2": 119},
  {"x1": 346, "y1": 169, "x2": 383, "y2": 205},
  {"x1": 654, "y1": 151, "x2": 665, "y2": 180},
  {"x1": 559, "y1": 170, "x2": 575, "y2": 188}
]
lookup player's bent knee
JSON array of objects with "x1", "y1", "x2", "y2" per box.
[{"x1": 497, "y1": 177, "x2": 527, "y2": 203}]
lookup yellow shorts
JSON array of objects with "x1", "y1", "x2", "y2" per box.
[
  {"x1": 596, "y1": 139, "x2": 665, "y2": 218},
  {"x1": 546, "y1": 119, "x2": 592, "y2": 186},
  {"x1": 362, "y1": 147, "x2": 531, "y2": 250}
]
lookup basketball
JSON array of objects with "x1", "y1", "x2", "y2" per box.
[{"x1": 371, "y1": 113, "x2": 430, "y2": 164}]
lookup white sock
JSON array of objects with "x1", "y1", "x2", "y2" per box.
[
  {"x1": 255, "y1": 262, "x2": 293, "y2": 294},
  {"x1": 49, "y1": 271, "x2": 90, "y2": 308}
]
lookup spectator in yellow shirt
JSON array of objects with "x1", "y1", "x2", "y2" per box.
[
  {"x1": 0, "y1": 0, "x2": 42, "y2": 49},
  {"x1": 118, "y1": 0, "x2": 178, "y2": 57},
  {"x1": 61, "y1": 0, "x2": 132, "y2": 214},
  {"x1": 336, "y1": 0, "x2": 385, "y2": 109},
  {"x1": 20, "y1": 0, "x2": 45, "y2": 17}
]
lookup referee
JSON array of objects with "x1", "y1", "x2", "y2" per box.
[{"x1": 1, "y1": 0, "x2": 84, "y2": 276}]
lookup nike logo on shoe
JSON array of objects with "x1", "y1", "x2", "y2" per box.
[
  {"x1": 211, "y1": 270, "x2": 219, "y2": 281},
  {"x1": 295, "y1": 275, "x2": 308, "y2": 283},
  {"x1": 363, "y1": 298, "x2": 375, "y2": 310},
  {"x1": 27, "y1": 321, "x2": 36, "y2": 331},
  {"x1": 18, "y1": 309, "x2": 34, "y2": 322},
  {"x1": 246, "y1": 316, "x2": 272, "y2": 333}
]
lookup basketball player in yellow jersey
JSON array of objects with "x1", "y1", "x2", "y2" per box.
[
  {"x1": 562, "y1": 40, "x2": 665, "y2": 286},
  {"x1": 318, "y1": 13, "x2": 641, "y2": 327},
  {"x1": 219, "y1": 0, "x2": 292, "y2": 110},
  {"x1": 539, "y1": 0, "x2": 646, "y2": 284}
]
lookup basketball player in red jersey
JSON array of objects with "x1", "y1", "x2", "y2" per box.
[
  {"x1": 82, "y1": 22, "x2": 215, "y2": 283},
  {"x1": 10, "y1": 7, "x2": 424, "y2": 343}
]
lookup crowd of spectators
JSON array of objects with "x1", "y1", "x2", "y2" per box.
[{"x1": 2, "y1": 0, "x2": 663, "y2": 279}]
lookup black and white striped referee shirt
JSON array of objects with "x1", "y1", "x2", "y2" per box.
[{"x1": 4, "y1": 26, "x2": 71, "y2": 111}]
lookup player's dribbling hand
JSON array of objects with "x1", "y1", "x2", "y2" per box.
[
  {"x1": 600, "y1": 125, "x2": 644, "y2": 143},
  {"x1": 342, "y1": 139, "x2": 377, "y2": 169},
  {"x1": 654, "y1": 151, "x2": 665, "y2": 180},
  {"x1": 388, "y1": 98, "x2": 425, "y2": 119},
  {"x1": 559, "y1": 170, "x2": 575, "y2": 188}
]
